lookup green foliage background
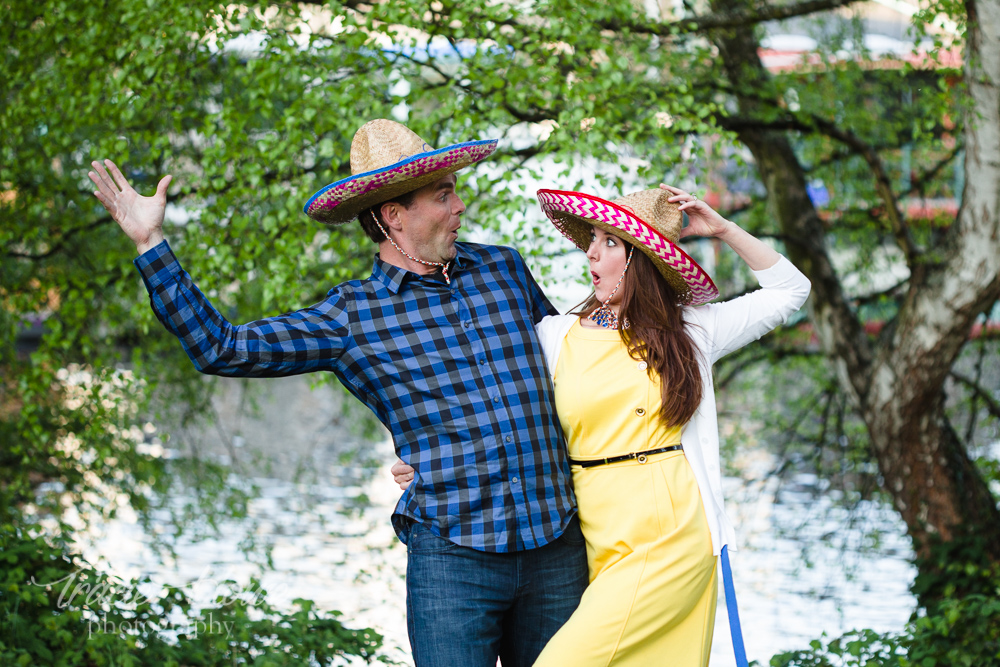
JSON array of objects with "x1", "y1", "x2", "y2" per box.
[{"x1": 2, "y1": 0, "x2": 998, "y2": 664}]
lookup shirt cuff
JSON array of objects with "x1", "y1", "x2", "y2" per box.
[{"x1": 133, "y1": 240, "x2": 181, "y2": 290}]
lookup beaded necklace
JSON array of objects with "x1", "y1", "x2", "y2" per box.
[
  {"x1": 370, "y1": 211, "x2": 453, "y2": 284},
  {"x1": 588, "y1": 245, "x2": 633, "y2": 330}
]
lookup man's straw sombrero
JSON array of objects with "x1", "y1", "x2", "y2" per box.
[
  {"x1": 304, "y1": 119, "x2": 498, "y2": 224},
  {"x1": 537, "y1": 188, "x2": 719, "y2": 305}
]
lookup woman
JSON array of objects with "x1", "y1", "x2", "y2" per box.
[{"x1": 394, "y1": 184, "x2": 811, "y2": 665}]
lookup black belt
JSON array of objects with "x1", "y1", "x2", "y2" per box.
[{"x1": 568, "y1": 444, "x2": 683, "y2": 469}]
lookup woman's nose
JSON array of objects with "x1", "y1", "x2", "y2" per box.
[{"x1": 586, "y1": 238, "x2": 599, "y2": 260}]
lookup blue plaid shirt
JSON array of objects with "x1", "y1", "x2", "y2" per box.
[{"x1": 135, "y1": 240, "x2": 576, "y2": 552}]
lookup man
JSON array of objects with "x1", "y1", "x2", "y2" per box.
[{"x1": 89, "y1": 119, "x2": 587, "y2": 667}]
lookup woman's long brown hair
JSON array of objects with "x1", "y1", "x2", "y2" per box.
[{"x1": 573, "y1": 241, "x2": 703, "y2": 427}]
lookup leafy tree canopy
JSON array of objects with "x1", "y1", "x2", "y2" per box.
[{"x1": 2, "y1": 0, "x2": 999, "y2": 662}]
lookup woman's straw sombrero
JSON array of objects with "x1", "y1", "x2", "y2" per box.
[
  {"x1": 537, "y1": 188, "x2": 719, "y2": 305},
  {"x1": 304, "y1": 119, "x2": 498, "y2": 224}
]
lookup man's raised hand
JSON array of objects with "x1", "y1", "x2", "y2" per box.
[{"x1": 89, "y1": 159, "x2": 172, "y2": 254}]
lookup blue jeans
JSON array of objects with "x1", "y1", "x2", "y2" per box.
[{"x1": 404, "y1": 516, "x2": 589, "y2": 667}]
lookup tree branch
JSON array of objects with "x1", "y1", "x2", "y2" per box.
[
  {"x1": 706, "y1": 1, "x2": 875, "y2": 401},
  {"x1": 720, "y1": 113, "x2": 920, "y2": 264},
  {"x1": 602, "y1": 0, "x2": 863, "y2": 36},
  {"x1": 5, "y1": 153, "x2": 331, "y2": 263},
  {"x1": 852, "y1": 278, "x2": 909, "y2": 306},
  {"x1": 903, "y1": 144, "x2": 963, "y2": 199},
  {"x1": 714, "y1": 340, "x2": 820, "y2": 389},
  {"x1": 4, "y1": 216, "x2": 112, "y2": 260},
  {"x1": 950, "y1": 371, "x2": 1000, "y2": 422},
  {"x1": 810, "y1": 117, "x2": 919, "y2": 265}
]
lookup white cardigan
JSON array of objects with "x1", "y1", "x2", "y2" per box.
[{"x1": 536, "y1": 255, "x2": 811, "y2": 555}]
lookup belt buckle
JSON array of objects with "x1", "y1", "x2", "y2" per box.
[{"x1": 637, "y1": 453, "x2": 648, "y2": 464}]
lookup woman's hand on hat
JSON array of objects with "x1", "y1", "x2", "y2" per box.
[
  {"x1": 659, "y1": 184, "x2": 733, "y2": 240},
  {"x1": 89, "y1": 159, "x2": 172, "y2": 254},
  {"x1": 662, "y1": 184, "x2": 780, "y2": 270}
]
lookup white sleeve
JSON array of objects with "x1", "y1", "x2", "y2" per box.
[
  {"x1": 535, "y1": 314, "x2": 576, "y2": 377},
  {"x1": 685, "y1": 255, "x2": 811, "y2": 364}
]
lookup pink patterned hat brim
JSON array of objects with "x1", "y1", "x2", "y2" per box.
[
  {"x1": 537, "y1": 189, "x2": 719, "y2": 306},
  {"x1": 304, "y1": 139, "x2": 498, "y2": 224}
]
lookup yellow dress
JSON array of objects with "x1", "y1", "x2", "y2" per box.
[{"x1": 533, "y1": 319, "x2": 718, "y2": 667}]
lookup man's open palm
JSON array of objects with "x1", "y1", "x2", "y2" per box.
[{"x1": 89, "y1": 159, "x2": 172, "y2": 253}]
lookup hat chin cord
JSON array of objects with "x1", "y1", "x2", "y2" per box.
[
  {"x1": 370, "y1": 211, "x2": 452, "y2": 284},
  {"x1": 588, "y1": 245, "x2": 633, "y2": 330}
]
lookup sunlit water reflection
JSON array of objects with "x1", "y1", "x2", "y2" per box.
[{"x1": 88, "y1": 435, "x2": 915, "y2": 666}]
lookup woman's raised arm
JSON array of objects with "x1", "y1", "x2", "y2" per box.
[{"x1": 660, "y1": 184, "x2": 780, "y2": 271}]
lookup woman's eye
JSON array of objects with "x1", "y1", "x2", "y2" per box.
[{"x1": 605, "y1": 237, "x2": 617, "y2": 247}]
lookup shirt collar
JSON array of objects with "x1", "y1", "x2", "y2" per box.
[{"x1": 369, "y1": 243, "x2": 483, "y2": 294}]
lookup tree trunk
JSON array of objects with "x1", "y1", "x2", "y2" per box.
[
  {"x1": 708, "y1": 0, "x2": 1000, "y2": 566},
  {"x1": 864, "y1": 0, "x2": 1000, "y2": 557}
]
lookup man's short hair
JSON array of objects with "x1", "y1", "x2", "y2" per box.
[{"x1": 358, "y1": 189, "x2": 419, "y2": 243}]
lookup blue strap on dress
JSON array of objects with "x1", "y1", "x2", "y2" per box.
[{"x1": 721, "y1": 545, "x2": 749, "y2": 667}]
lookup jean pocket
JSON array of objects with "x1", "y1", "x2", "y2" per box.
[
  {"x1": 557, "y1": 515, "x2": 586, "y2": 547},
  {"x1": 406, "y1": 521, "x2": 460, "y2": 553}
]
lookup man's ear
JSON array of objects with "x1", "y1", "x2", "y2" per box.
[{"x1": 379, "y1": 201, "x2": 404, "y2": 232}]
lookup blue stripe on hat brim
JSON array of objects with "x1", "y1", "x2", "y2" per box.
[{"x1": 303, "y1": 138, "x2": 498, "y2": 214}]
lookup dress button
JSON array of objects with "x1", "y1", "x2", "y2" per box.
[
  {"x1": 637, "y1": 361, "x2": 648, "y2": 371},
  {"x1": 635, "y1": 407, "x2": 645, "y2": 416}
]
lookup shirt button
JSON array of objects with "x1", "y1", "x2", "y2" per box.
[
  {"x1": 511, "y1": 477, "x2": 519, "y2": 485},
  {"x1": 479, "y1": 358, "x2": 486, "y2": 365},
  {"x1": 637, "y1": 361, "x2": 648, "y2": 370},
  {"x1": 464, "y1": 321, "x2": 472, "y2": 328},
  {"x1": 635, "y1": 407, "x2": 645, "y2": 416},
  {"x1": 493, "y1": 396, "x2": 500, "y2": 403},
  {"x1": 505, "y1": 436, "x2": 512, "y2": 443}
]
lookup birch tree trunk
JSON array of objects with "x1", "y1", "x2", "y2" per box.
[{"x1": 709, "y1": 0, "x2": 1000, "y2": 565}]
